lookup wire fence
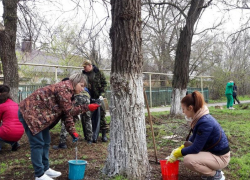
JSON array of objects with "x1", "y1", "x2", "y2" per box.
[{"x1": 16, "y1": 63, "x2": 210, "y2": 107}]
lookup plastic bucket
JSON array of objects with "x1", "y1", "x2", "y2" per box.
[
  {"x1": 68, "y1": 160, "x2": 87, "y2": 180},
  {"x1": 160, "y1": 160, "x2": 179, "y2": 180}
]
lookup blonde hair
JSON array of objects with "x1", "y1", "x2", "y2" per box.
[{"x1": 69, "y1": 73, "x2": 86, "y2": 88}]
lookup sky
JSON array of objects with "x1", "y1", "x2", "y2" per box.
[
  {"x1": 0, "y1": 1, "x2": 249, "y2": 43},
  {"x1": 198, "y1": 2, "x2": 250, "y2": 34}
]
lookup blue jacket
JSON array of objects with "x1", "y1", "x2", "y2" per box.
[{"x1": 182, "y1": 114, "x2": 230, "y2": 156}]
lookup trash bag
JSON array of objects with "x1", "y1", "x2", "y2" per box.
[{"x1": 91, "y1": 98, "x2": 101, "y2": 142}]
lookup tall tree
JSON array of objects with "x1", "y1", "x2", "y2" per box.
[
  {"x1": 170, "y1": 0, "x2": 208, "y2": 115},
  {"x1": 0, "y1": 0, "x2": 19, "y2": 102},
  {"x1": 103, "y1": 0, "x2": 150, "y2": 179},
  {"x1": 142, "y1": 2, "x2": 183, "y2": 86}
]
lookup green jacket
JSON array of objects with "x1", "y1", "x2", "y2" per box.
[
  {"x1": 225, "y1": 82, "x2": 234, "y2": 95},
  {"x1": 82, "y1": 65, "x2": 107, "y2": 99}
]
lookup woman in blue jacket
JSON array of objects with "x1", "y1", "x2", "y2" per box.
[{"x1": 168, "y1": 91, "x2": 230, "y2": 180}]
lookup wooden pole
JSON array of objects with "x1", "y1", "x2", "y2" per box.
[
  {"x1": 149, "y1": 73, "x2": 152, "y2": 108},
  {"x1": 143, "y1": 89, "x2": 158, "y2": 163}
]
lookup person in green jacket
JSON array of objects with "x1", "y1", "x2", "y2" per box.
[{"x1": 225, "y1": 81, "x2": 234, "y2": 109}]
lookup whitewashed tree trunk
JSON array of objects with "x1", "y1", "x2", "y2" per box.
[
  {"x1": 103, "y1": 0, "x2": 150, "y2": 179},
  {"x1": 103, "y1": 73, "x2": 150, "y2": 179},
  {"x1": 170, "y1": 88, "x2": 187, "y2": 115},
  {"x1": 171, "y1": 0, "x2": 204, "y2": 115}
]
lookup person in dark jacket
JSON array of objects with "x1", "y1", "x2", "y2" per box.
[
  {"x1": 82, "y1": 60, "x2": 109, "y2": 142},
  {"x1": 0, "y1": 85, "x2": 24, "y2": 151},
  {"x1": 167, "y1": 91, "x2": 230, "y2": 180},
  {"x1": 18, "y1": 73, "x2": 100, "y2": 180},
  {"x1": 233, "y1": 83, "x2": 240, "y2": 104}
]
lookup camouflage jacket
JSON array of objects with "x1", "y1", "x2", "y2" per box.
[
  {"x1": 19, "y1": 80, "x2": 89, "y2": 135},
  {"x1": 82, "y1": 65, "x2": 107, "y2": 99}
]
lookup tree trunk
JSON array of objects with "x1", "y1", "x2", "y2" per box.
[
  {"x1": 0, "y1": 0, "x2": 19, "y2": 102},
  {"x1": 170, "y1": 0, "x2": 204, "y2": 115},
  {"x1": 103, "y1": 0, "x2": 150, "y2": 179}
]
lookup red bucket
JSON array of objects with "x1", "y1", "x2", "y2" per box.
[{"x1": 160, "y1": 160, "x2": 179, "y2": 180}]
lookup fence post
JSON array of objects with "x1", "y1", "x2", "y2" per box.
[
  {"x1": 55, "y1": 67, "x2": 58, "y2": 82},
  {"x1": 149, "y1": 73, "x2": 152, "y2": 108},
  {"x1": 200, "y1": 76, "x2": 204, "y2": 97}
]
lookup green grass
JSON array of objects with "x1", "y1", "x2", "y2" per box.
[
  {"x1": 209, "y1": 95, "x2": 250, "y2": 103},
  {"x1": 0, "y1": 163, "x2": 7, "y2": 174},
  {"x1": 149, "y1": 103, "x2": 250, "y2": 180}
]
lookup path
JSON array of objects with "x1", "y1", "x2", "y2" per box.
[{"x1": 106, "y1": 100, "x2": 250, "y2": 116}]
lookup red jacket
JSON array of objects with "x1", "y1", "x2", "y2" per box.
[{"x1": 0, "y1": 99, "x2": 24, "y2": 142}]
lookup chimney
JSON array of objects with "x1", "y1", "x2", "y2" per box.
[{"x1": 21, "y1": 39, "x2": 32, "y2": 52}]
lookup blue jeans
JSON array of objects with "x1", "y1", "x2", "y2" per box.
[{"x1": 18, "y1": 110, "x2": 50, "y2": 177}]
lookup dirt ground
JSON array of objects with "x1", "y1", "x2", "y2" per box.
[{"x1": 0, "y1": 116, "x2": 231, "y2": 180}]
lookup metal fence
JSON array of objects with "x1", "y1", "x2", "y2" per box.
[
  {"x1": 18, "y1": 84, "x2": 209, "y2": 107},
  {"x1": 16, "y1": 63, "x2": 210, "y2": 107}
]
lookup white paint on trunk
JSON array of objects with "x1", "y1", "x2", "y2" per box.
[
  {"x1": 170, "y1": 88, "x2": 187, "y2": 115},
  {"x1": 103, "y1": 73, "x2": 150, "y2": 179}
]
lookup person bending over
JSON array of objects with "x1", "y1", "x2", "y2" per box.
[
  {"x1": 0, "y1": 85, "x2": 24, "y2": 152},
  {"x1": 18, "y1": 73, "x2": 99, "y2": 180}
]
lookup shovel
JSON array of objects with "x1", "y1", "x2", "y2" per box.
[{"x1": 143, "y1": 89, "x2": 159, "y2": 164}]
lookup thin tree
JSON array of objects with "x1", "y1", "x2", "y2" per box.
[
  {"x1": 170, "y1": 0, "x2": 211, "y2": 115},
  {"x1": 103, "y1": 0, "x2": 150, "y2": 179},
  {"x1": 0, "y1": 0, "x2": 19, "y2": 102}
]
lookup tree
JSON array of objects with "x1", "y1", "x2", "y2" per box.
[
  {"x1": 170, "y1": 0, "x2": 209, "y2": 115},
  {"x1": 103, "y1": 0, "x2": 150, "y2": 179},
  {"x1": 142, "y1": 2, "x2": 184, "y2": 86},
  {"x1": 0, "y1": 0, "x2": 19, "y2": 102}
]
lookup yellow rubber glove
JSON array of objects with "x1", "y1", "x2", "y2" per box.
[
  {"x1": 166, "y1": 148, "x2": 178, "y2": 163},
  {"x1": 173, "y1": 145, "x2": 185, "y2": 158}
]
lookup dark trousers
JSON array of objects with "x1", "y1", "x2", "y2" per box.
[
  {"x1": 233, "y1": 95, "x2": 240, "y2": 104},
  {"x1": 18, "y1": 110, "x2": 50, "y2": 177},
  {"x1": 0, "y1": 138, "x2": 16, "y2": 150}
]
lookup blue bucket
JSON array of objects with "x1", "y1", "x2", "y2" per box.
[{"x1": 68, "y1": 160, "x2": 87, "y2": 180}]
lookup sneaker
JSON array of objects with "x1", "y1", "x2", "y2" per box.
[
  {"x1": 52, "y1": 143, "x2": 67, "y2": 150},
  {"x1": 11, "y1": 142, "x2": 20, "y2": 151},
  {"x1": 44, "y1": 168, "x2": 61, "y2": 178},
  {"x1": 201, "y1": 170, "x2": 225, "y2": 180},
  {"x1": 35, "y1": 174, "x2": 54, "y2": 180},
  {"x1": 229, "y1": 107, "x2": 235, "y2": 110}
]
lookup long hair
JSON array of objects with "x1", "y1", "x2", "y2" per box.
[
  {"x1": 69, "y1": 73, "x2": 86, "y2": 89},
  {"x1": 0, "y1": 85, "x2": 12, "y2": 104},
  {"x1": 181, "y1": 91, "x2": 206, "y2": 113}
]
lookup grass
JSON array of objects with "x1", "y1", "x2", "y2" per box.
[
  {"x1": 1, "y1": 103, "x2": 250, "y2": 179},
  {"x1": 149, "y1": 103, "x2": 250, "y2": 180},
  {"x1": 209, "y1": 95, "x2": 250, "y2": 103}
]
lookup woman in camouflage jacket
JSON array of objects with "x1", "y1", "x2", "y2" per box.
[{"x1": 18, "y1": 73, "x2": 99, "y2": 180}]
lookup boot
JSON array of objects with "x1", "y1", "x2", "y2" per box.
[
  {"x1": 11, "y1": 142, "x2": 20, "y2": 151},
  {"x1": 101, "y1": 129, "x2": 108, "y2": 142},
  {"x1": 52, "y1": 143, "x2": 67, "y2": 150}
]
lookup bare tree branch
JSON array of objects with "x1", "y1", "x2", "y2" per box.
[
  {"x1": 199, "y1": 0, "x2": 213, "y2": 9},
  {"x1": 142, "y1": 1, "x2": 188, "y2": 19}
]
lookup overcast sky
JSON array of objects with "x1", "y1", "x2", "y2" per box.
[{"x1": 0, "y1": 1, "x2": 249, "y2": 39}]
